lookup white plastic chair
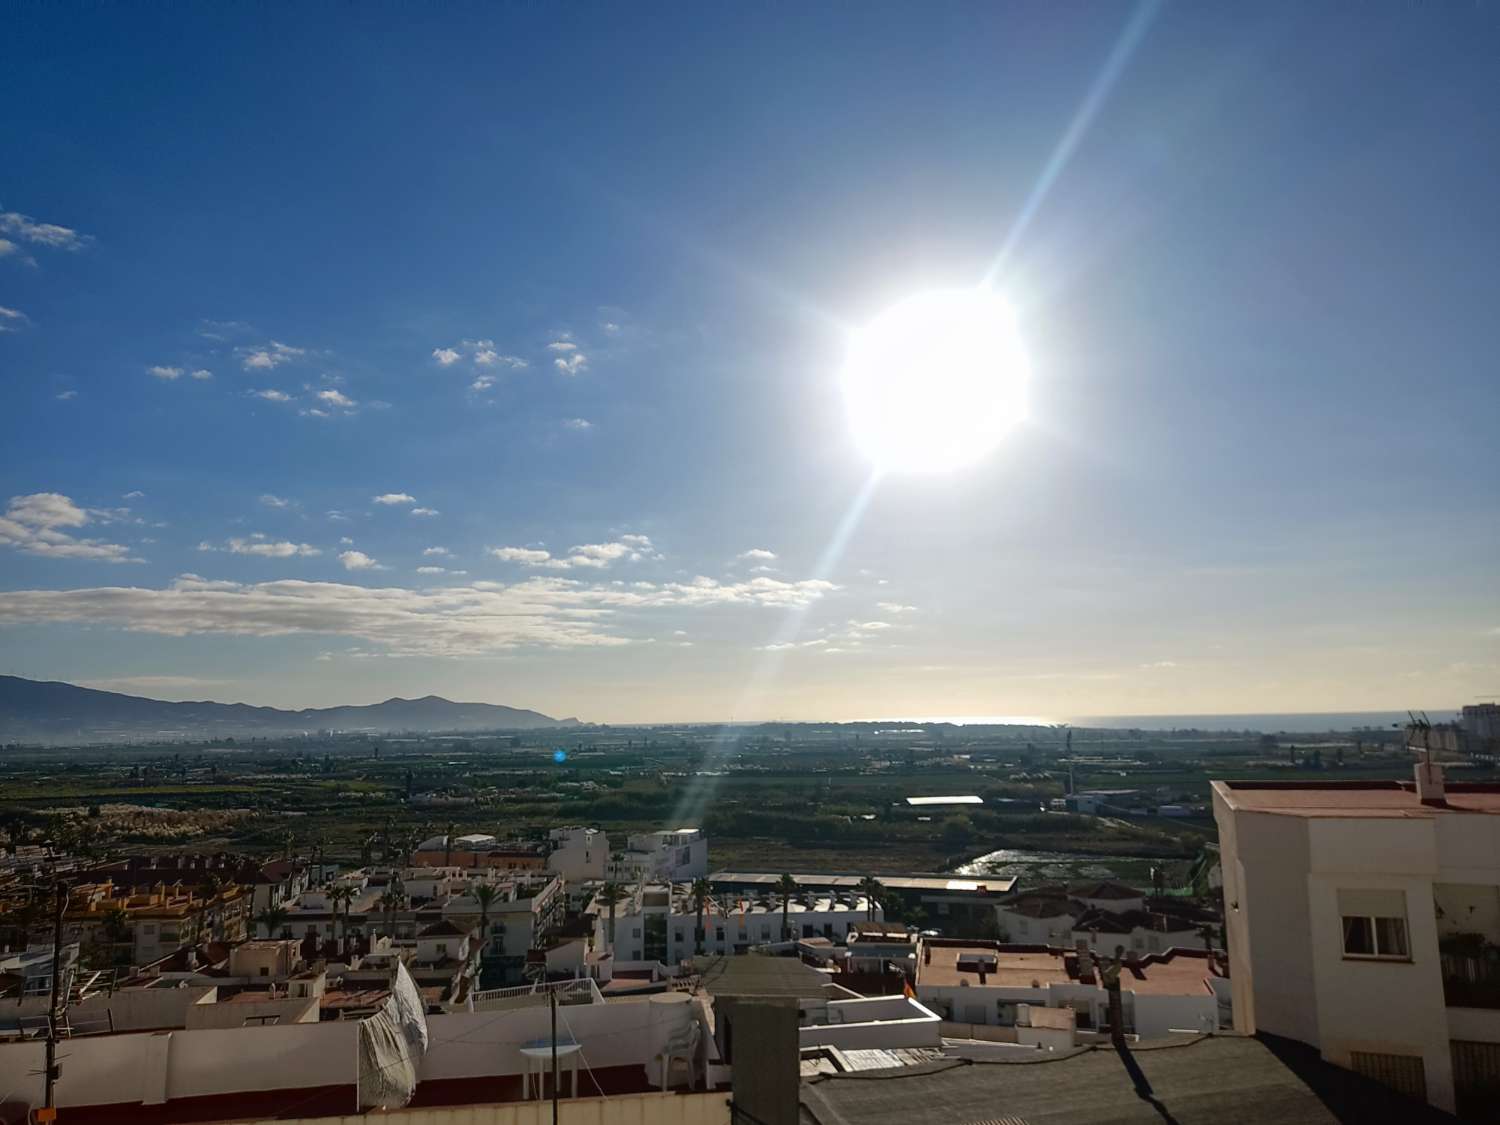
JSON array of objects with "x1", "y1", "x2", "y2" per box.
[{"x1": 655, "y1": 1020, "x2": 701, "y2": 1090}]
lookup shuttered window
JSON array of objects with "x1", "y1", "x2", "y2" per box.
[{"x1": 1350, "y1": 1051, "x2": 1426, "y2": 1101}]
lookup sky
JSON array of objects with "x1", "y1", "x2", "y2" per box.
[{"x1": 2, "y1": 3, "x2": 1498, "y2": 723}]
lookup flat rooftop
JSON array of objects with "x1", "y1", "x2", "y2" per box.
[
  {"x1": 711, "y1": 872, "x2": 1017, "y2": 896},
  {"x1": 917, "y1": 943, "x2": 1220, "y2": 996},
  {"x1": 800, "y1": 1033, "x2": 1455, "y2": 1125},
  {"x1": 904, "y1": 795, "x2": 982, "y2": 806},
  {"x1": 1214, "y1": 779, "x2": 1500, "y2": 818}
]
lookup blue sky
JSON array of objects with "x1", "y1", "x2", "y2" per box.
[{"x1": 2, "y1": 3, "x2": 1497, "y2": 722}]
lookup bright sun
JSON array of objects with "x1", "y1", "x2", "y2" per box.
[{"x1": 842, "y1": 289, "x2": 1030, "y2": 474}]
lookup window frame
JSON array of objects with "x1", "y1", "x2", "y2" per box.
[{"x1": 1341, "y1": 912, "x2": 1410, "y2": 961}]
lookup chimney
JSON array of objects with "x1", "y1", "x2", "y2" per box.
[
  {"x1": 1415, "y1": 759, "x2": 1446, "y2": 806},
  {"x1": 728, "y1": 998, "x2": 800, "y2": 1125}
]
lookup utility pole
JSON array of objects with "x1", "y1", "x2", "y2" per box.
[
  {"x1": 549, "y1": 988, "x2": 560, "y2": 1125},
  {"x1": 44, "y1": 879, "x2": 68, "y2": 1115}
]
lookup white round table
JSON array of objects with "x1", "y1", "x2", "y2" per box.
[{"x1": 519, "y1": 1037, "x2": 581, "y2": 1100}]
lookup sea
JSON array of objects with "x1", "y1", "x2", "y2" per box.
[{"x1": 901, "y1": 711, "x2": 1445, "y2": 734}]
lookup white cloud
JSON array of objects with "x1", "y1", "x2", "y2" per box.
[
  {"x1": 0, "y1": 211, "x2": 92, "y2": 252},
  {"x1": 471, "y1": 375, "x2": 495, "y2": 392},
  {"x1": 410, "y1": 507, "x2": 440, "y2": 518},
  {"x1": 1140, "y1": 660, "x2": 1179, "y2": 669},
  {"x1": 123, "y1": 491, "x2": 145, "y2": 500},
  {"x1": 0, "y1": 492, "x2": 141, "y2": 563},
  {"x1": 490, "y1": 546, "x2": 554, "y2": 565},
  {"x1": 432, "y1": 347, "x2": 462, "y2": 366},
  {"x1": 850, "y1": 620, "x2": 893, "y2": 631},
  {"x1": 198, "y1": 536, "x2": 319, "y2": 558},
  {"x1": 339, "y1": 550, "x2": 380, "y2": 571},
  {"x1": 373, "y1": 493, "x2": 415, "y2": 506},
  {"x1": 56, "y1": 390, "x2": 78, "y2": 401},
  {"x1": 547, "y1": 340, "x2": 578, "y2": 352},
  {"x1": 0, "y1": 306, "x2": 30, "y2": 332},
  {"x1": 554, "y1": 352, "x2": 588, "y2": 375},
  {"x1": 189, "y1": 369, "x2": 213, "y2": 381},
  {"x1": 301, "y1": 408, "x2": 330, "y2": 418},
  {"x1": 489, "y1": 534, "x2": 659, "y2": 571},
  {"x1": 600, "y1": 321, "x2": 621, "y2": 336},
  {"x1": 422, "y1": 546, "x2": 449, "y2": 556},
  {"x1": 0, "y1": 239, "x2": 16, "y2": 258},
  {"x1": 877, "y1": 602, "x2": 917, "y2": 614},
  {"x1": 562, "y1": 418, "x2": 593, "y2": 431},
  {"x1": 240, "y1": 341, "x2": 305, "y2": 370},
  {"x1": 416, "y1": 566, "x2": 447, "y2": 575},
  {"x1": 148, "y1": 365, "x2": 183, "y2": 381},
  {"x1": 738, "y1": 548, "x2": 777, "y2": 562},
  {"x1": 340, "y1": 536, "x2": 354, "y2": 545},
  {"x1": 197, "y1": 319, "x2": 252, "y2": 342},
  {"x1": 0, "y1": 572, "x2": 838, "y2": 656},
  {"x1": 259, "y1": 494, "x2": 291, "y2": 508},
  {"x1": 327, "y1": 510, "x2": 350, "y2": 522},
  {"x1": 317, "y1": 389, "x2": 356, "y2": 408},
  {"x1": 251, "y1": 389, "x2": 292, "y2": 402}
]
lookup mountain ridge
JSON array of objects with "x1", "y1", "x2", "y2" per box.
[{"x1": 0, "y1": 675, "x2": 577, "y2": 744}]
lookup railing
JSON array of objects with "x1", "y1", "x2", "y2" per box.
[
  {"x1": 467, "y1": 976, "x2": 603, "y2": 1008},
  {"x1": 1442, "y1": 951, "x2": 1500, "y2": 1009}
]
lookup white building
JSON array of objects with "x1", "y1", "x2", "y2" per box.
[
  {"x1": 914, "y1": 939, "x2": 1227, "y2": 1039},
  {"x1": 548, "y1": 826, "x2": 608, "y2": 882},
  {"x1": 1213, "y1": 766, "x2": 1500, "y2": 1115},
  {"x1": 610, "y1": 828, "x2": 708, "y2": 883},
  {"x1": 596, "y1": 883, "x2": 878, "y2": 964}
]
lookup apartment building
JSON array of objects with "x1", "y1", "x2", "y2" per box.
[
  {"x1": 1213, "y1": 766, "x2": 1500, "y2": 1115},
  {"x1": 547, "y1": 825, "x2": 608, "y2": 881},
  {"x1": 995, "y1": 882, "x2": 1217, "y2": 954},
  {"x1": 598, "y1": 883, "x2": 878, "y2": 963},
  {"x1": 610, "y1": 828, "x2": 708, "y2": 883}
]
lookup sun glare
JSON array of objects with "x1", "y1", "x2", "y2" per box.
[{"x1": 842, "y1": 289, "x2": 1030, "y2": 474}]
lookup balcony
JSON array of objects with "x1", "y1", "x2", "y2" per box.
[{"x1": 1434, "y1": 882, "x2": 1500, "y2": 1010}]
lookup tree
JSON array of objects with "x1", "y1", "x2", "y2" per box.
[
  {"x1": 690, "y1": 878, "x2": 712, "y2": 955},
  {"x1": 328, "y1": 884, "x2": 356, "y2": 955},
  {"x1": 777, "y1": 873, "x2": 798, "y2": 941},
  {"x1": 858, "y1": 876, "x2": 884, "y2": 923},
  {"x1": 597, "y1": 882, "x2": 625, "y2": 953},
  {"x1": 940, "y1": 816, "x2": 972, "y2": 851},
  {"x1": 256, "y1": 906, "x2": 289, "y2": 939},
  {"x1": 378, "y1": 878, "x2": 408, "y2": 939},
  {"x1": 472, "y1": 883, "x2": 499, "y2": 961}
]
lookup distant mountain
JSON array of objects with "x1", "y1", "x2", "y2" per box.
[{"x1": 0, "y1": 675, "x2": 577, "y2": 744}]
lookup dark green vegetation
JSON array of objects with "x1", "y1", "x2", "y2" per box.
[{"x1": 1, "y1": 720, "x2": 1465, "y2": 883}]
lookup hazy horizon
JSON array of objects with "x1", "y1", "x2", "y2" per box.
[{"x1": 3, "y1": 4, "x2": 1497, "y2": 722}]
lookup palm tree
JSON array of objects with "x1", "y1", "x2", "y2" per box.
[
  {"x1": 690, "y1": 878, "x2": 712, "y2": 955},
  {"x1": 472, "y1": 883, "x2": 499, "y2": 960},
  {"x1": 777, "y1": 873, "x2": 798, "y2": 941},
  {"x1": 328, "y1": 884, "x2": 356, "y2": 955},
  {"x1": 378, "y1": 878, "x2": 408, "y2": 940},
  {"x1": 858, "y1": 876, "x2": 884, "y2": 923},
  {"x1": 597, "y1": 882, "x2": 625, "y2": 953},
  {"x1": 256, "y1": 906, "x2": 289, "y2": 939}
]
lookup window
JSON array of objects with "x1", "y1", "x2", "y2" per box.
[
  {"x1": 716, "y1": 927, "x2": 725, "y2": 941},
  {"x1": 632, "y1": 927, "x2": 641, "y2": 938},
  {"x1": 1338, "y1": 889, "x2": 1410, "y2": 960},
  {"x1": 675, "y1": 931, "x2": 684, "y2": 944}
]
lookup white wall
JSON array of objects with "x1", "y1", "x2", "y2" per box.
[
  {"x1": 0, "y1": 1019, "x2": 359, "y2": 1111},
  {"x1": 243, "y1": 1091, "x2": 730, "y2": 1125}
]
